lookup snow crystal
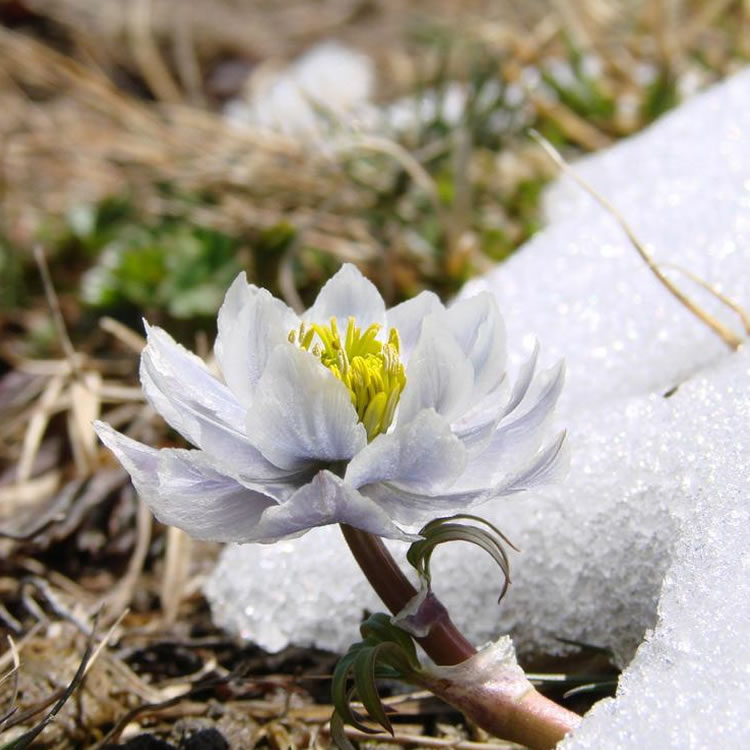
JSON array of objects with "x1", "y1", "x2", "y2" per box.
[{"x1": 206, "y1": 68, "x2": 750, "y2": 746}]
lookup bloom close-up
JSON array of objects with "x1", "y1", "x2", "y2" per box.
[{"x1": 95, "y1": 264, "x2": 566, "y2": 543}]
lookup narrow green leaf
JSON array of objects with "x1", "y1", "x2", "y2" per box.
[
  {"x1": 353, "y1": 646, "x2": 394, "y2": 735},
  {"x1": 330, "y1": 711, "x2": 359, "y2": 750}
]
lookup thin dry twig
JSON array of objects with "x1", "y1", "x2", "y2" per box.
[
  {"x1": 102, "y1": 496, "x2": 153, "y2": 624},
  {"x1": 160, "y1": 527, "x2": 193, "y2": 624},
  {"x1": 33, "y1": 246, "x2": 78, "y2": 368},
  {"x1": 530, "y1": 129, "x2": 745, "y2": 350},
  {"x1": 127, "y1": 0, "x2": 183, "y2": 104},
  {"x1": 658, "y1": 262, "x2": 750, "y2": 335}
]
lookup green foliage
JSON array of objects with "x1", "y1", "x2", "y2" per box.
[
  {"x1": 407, "y1": 514, "x2": 517, "y2": 602},
  {"x1": 0, "y1": 238, "x2": 25, "y2": 310},
  {"x1": 331, "y1": 613, "x2": 422, "y2": 748},
  {"x1": 641, "y1": 69, "x2": 680, "y2": 124},
  {"x1": 75, "y1": 200, "x2": 243, "y2": 319},
  {"x1": 541, "y1": 43, "x2": 615, "y2": 127}
]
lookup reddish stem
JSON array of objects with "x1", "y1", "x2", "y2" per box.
[{"x1": 340, "y1": 524, "x2": 581, "y2": 749}]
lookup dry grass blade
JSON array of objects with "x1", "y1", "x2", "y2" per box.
[
  {"x1": 102, "y1": 497, "x2": 152, "y2": 624},
  {"x1": 17, "y1": 375, "x2": 66, "y2": 483},
  {"x1": 160, "y1": 527, "x2": 193, "y2": 624},
  {"x1": 32, "y1": 246, "x2": 77, "y2": 369},
  {"x1": 0, "y1": 616, "x2": 99, "y2": 749},
  {"x1": 98, "y1": 317, "x2": 147, "y2": 354},
  {"x1": 658, "y1": 262, "x2": 750, "y2": 336},
  {"x1": 127, "y1": 0, "x2": 183, "y2": 103},
  {"x1": 90, "y1": 660, "x2": 256, "y2": 749},
  {"x1": 0, "y1": 513, "x2": 64, "y2": 542},
  {"x1": 0, "y1": 637, "x2": 21, "y2": 732}
]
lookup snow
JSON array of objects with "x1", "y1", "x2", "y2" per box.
[{"x1": 206, "y1": 67, "x2": 750, "y2": 747}]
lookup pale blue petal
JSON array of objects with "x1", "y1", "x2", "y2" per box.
[
  {"x1": 361, "y1": 427, "x2": 567, "y2": 527},
  {"x1": 501, "y1": 340, "x2": 540, "y2": 418},
  {"x1": 453, "y1": 361, "x2": 565, "y2": 488},
  {"x1": 305, "y1": 263, "x2": 386, "y2": 330},
  {"x1": 244, "y1": 470, "x2": 419, "y2": 543},
  {"x1": 500, "y1": 431, "x2": 569, "y2": 492},
  {"x1": 442, "y1": 292, "x2": 507, "y2": 401},
  {"x1": 94, "y1": 422, "x2": 280, "y2": 543},
  {"x1": 361, "y1": 481, "x2": 496, "y2": 526},
  {"x1": 345, "y1": 409, "x2": 466, "y2": 492},
  {"x1": 398, "y1": 317, "x2": 474, "y2": 424},
  {"x1": 245, "y1": 345, "x2": 367, "y2": 471},
  {"x1": 362, "y1": 433, "x2": 563, "y2": 527},
  {"x1": 140, "y1": 324, "x2": 291, "y2": 479},
  {"x1": 143, "y1": 322, "x2": 246, "y2": 432},
  {"x1": 385, "y1": 291, "x2": 443, "y2": 362},
  {"x1": 450, "y1": 343, "x2": 540, "y2": 453},
  {"x1": 214, "y1": 273, "x2": 298, "y2": 406},
  {"x1": 450, "y1": 377, "x2": 509, "y2": 451}
]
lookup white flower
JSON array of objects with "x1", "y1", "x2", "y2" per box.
[{"x1": 95, "y1": 264, "x2": 566, "y2": 544}]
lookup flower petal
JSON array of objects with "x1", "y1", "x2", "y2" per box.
[
  {"x1": 140, "y1": 324, "x2": 291, "y2": 480},
  {"x1": 214, "y1": 273, "x2": 299, "y2": 405},
  {"x1": 361, "y1": 481, "x2": 494, "y2": 526},
  {"x1": 398, "y1": 317, "x2": 474, "y2": 424},
  {"x1": 345, "y1": 409, "x2": 466, "y2": 492},
  {"x1": 305, "y1": 263, "x2": 386, "y2": 330},
  {"x1": 245, "y1": 344, "x2": 367, "y2": 471},
  {"x1": 501, "y1": 340, "x2": 539, "y2": 419},
  {"x1": 501, "y1": 430, "x2": 569, "y2": 492},
  {"x1": 442, "y1": 292, "x2": 507, "y2": 401},
  {"x1": 244, "y1": 470, "x2": 419, "y2": 543},
  {"x1": 454, "y1": 360, "x2": 565, "y2": 488},
  {"x1": 386, "y1": 291, "x2": 443, "y2": 362},
  {"x1": 94, "y1": 422, "x2": 279, "y2": 543},
  {"x1": 361, "y1": 427, "x2": 566, "y2": 526},
  {"x1": 450, "y1": 378, "x2": 509, "y2": 450}
]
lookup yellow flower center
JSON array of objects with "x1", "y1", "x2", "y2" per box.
[{"x1": 289, "y1": 317, "x2": 406, "y2": 441}]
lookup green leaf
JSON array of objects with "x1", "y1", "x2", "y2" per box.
[
  {"x1": 329, "y1": 711, "x2": 359, "y2": 750},
  {"x1": 330, "y1": 614, "x2": 425, "y2": 749},
  {"x1": 353, "y1": 646, "x2": 394, "y2": 735},
  {"x1": 407, "y1": 514, "x2": 517, "y2": 602}
]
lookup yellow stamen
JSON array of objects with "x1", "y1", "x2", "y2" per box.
[{"x1": 290, "y1": 316, "x2": 407, "y2": 441}]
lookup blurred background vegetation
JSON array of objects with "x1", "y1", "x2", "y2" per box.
[{"x1": 1, "y1": 0, "x2": 747, "y2": 346}]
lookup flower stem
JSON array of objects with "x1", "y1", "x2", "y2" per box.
[{"x1": 340, "y1": 524, "x2": 581, "y2": 749}]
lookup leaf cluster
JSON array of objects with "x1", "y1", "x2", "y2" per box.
[{"x1": 330, "y1": 614, "x2": 422, "y2": 750}]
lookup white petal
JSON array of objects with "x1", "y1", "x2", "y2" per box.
[
  {"x1": 305, "y1": 263, "x2": 386, "y2": 330},
  {"x1": 452, "y1": 343, "x2": 540, "y2": 454},
  {"x1": 501, "y1": 431, "x2": 569, "y2": 492},
  {"x1": 450, "y1": 377, "x2": 509, "y2": 451},
  {"x1": 140, "y1": 324, "x2": 290, "y2": 479},
  {"x1": 94, "y1": 422, "x2": 279, "y2": 543},
  {"x1": 454, "y1": 361, "x2": 566, "y2": 488},
  {"x1": 242, "y1": 470, "x2": 419, "y2": 543},
  {"x1": 386, "y1": 291, "x2": 444, "y2": 362},
  {"x1": 501, "y1": 340, "x2": 539, "y2": 418},
  {"x1": 345, "y1": 409, "x2": 466, "y2": 492},
  {"x1": 361, "y1": 480, "x2": 496, "y2": 526},
  {"x1": 443, "y1": 292, "x2": 507, "y2": 400},
  {"x1": 398, "y1": 317, "x2": 474, "y2": 424},
  {"x1": 144, "y1": 323, "x2": 246, "y2": 432},
  {"x1": 361, "y1": 427, "x2": 566, "y2": 526},
  {"x1": 245, "y1": 345, "x2": 367, "y2": 471},
  {"x1": 214, "y1": 273, "x2": 298, "y2": 405}
]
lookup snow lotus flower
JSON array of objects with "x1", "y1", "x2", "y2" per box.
[{"x1": 95, "y1": 264, "x2": 566, "y2": 544}]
